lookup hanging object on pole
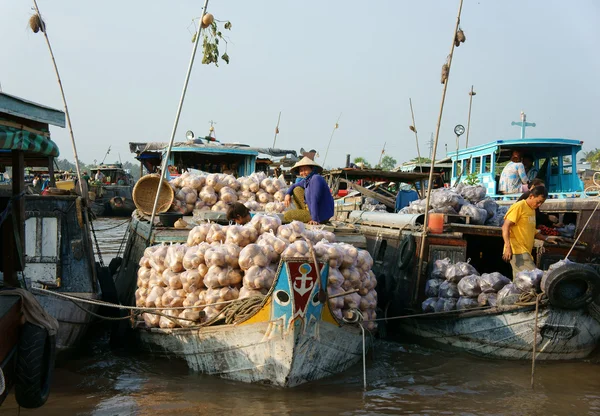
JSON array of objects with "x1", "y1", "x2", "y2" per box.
[
  {"x1": 322, "y1": 112, "x2": 342, "y2": 166},
  {"x1": 272, "y1": 111, "x2": 282, "y2": 148}
]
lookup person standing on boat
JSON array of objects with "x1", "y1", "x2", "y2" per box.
[
  {"x1": 95, "y1": 169, "x2": 104, "y2": 182},
  {"x1": 502, "y1": 186, "x2": 561, "y2": 278},
  {"x1": 82, "y1": 171, "x2": 90, "y2": 183},
  {"x1": 517, "y1": 179, "x2": 562, "y2": 228},
  {"x1": 283, "y1": 157, "x2": 334, "y2": 224},
  {"x1": 498, "y1": 150, "x2": 529, "y2": 194},
  {"x1": 522, "y1": 154, "x2": 539, "y2": 182}
]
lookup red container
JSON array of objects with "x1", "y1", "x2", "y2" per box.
[{"x1": 429, "y1": 213, "x2": 444, "y2": 234}]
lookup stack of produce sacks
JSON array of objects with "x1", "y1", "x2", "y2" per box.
[
  {"x1": 399, "y1": 184, "x2": 507, "y2": 227},
  {"x1": 168, "y1": 171, "x2": 289, "y2": 215},
  {"x1": 421, "y1": 258, "x2": 548, "y2": 312},
  {"x1": 135, "y1": 217, "x2": 378, "y2": 330}
]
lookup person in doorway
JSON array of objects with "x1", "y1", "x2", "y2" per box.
[
  {"x1": 226, "y1": 202, "x2": 252, "y2": 225},
  {"x1": 498, "y1": 150, "x2": 529, "y2": 194},
  {"x1": 95, "y1": 169, "x2": 105, "y2": 182},
  {"x1": 283, "y1": 157, "x2": 334, "y2": 224},
  {"x1": 502, "y1": 186, "x2": 562, "y2": 278},
  {"x1": 522, "y1": 154, "x2": 538, "y2": 182},
  {"x1": 432, "y1": 170, "x2": 445, "y2": 189}
]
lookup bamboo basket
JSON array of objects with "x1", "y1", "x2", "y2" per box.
[{"x1": 132, "y1": 174, "x2": 174, "y2": 215}]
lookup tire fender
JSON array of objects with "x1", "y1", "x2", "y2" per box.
[
  {"x1": 15, "y1": 323, "x2": 56, "y2": 409},
  {"x1": 397, "y1": 234, "x2": 416, "y2": 270},
  {"x1": 542, "y1": 263, "x2": 600, "y2": 310}
]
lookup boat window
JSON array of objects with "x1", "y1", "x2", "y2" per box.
[
  {"x1": 482, "y1": 155, "x2": 491, "y2": 173},
  {"x1": 473, "y1": 157, "x2": 481, "y2": 174},
  {"x1": 562, "y1": 155, "x2": 572, "y2": 175},
  {"x1": 551, "y1": 157, "x2": 559, "y2": 175}
]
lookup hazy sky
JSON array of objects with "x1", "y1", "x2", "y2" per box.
[{"x1": 1, "y1": 0, "x2": 599, "y2": 169}]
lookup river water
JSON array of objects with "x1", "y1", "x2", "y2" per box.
[{"x1": 3, "y1": 218, "x2": 600, "y2": 415}]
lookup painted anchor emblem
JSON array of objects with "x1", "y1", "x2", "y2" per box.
[{"x1": 293, "y1": 271, "x2": 314, "y2": 296}]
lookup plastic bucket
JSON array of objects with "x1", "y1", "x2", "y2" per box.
[{"x1": 429, "y1": 213, "x2": 444, "y2": 234}]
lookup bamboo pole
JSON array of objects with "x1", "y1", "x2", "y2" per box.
[
  {"x1": 414, "y1": 0, "x2": 465, "y2": 302},
  {"x1": 409, "y1": 98, "x2": 423, "y2": 173},
  {"x1": 465, "y1": 85, "x2": 476, "y2": 148},
  {"x1": 272, "y1": 111, "x2": 281, "y2": 148},
  {"x1": 322, "y1": 113, "x2": 342, "y2": 166},
  {"x1": 31, "y1": 0, "x2": 83, "y2": 196},
  {"x1": 149, "y1": 0, "x2": 210, "y2": 229}
]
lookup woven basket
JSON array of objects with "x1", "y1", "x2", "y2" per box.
[{"x1": 132, "y1": 174, "x2": 174, "y2": 215}]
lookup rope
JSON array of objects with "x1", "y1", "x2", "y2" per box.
[
  {"x1": 531, "y1": 292, "x2": 543, "y2": 389},
  {"x1": 117, "y1": 223, "x2": 130, "y2": 258},
  {"x1": 88, "y1": 216, "x2": 104, "y2": 267},
  {"x1": 0, "y1": 190, "x2": 26, "y2": 228},
  {"x1": 93, "y1": 218, "x2": 131, "y2": 232},
  {"x1": 220, "y1": 295, "x2": 265, "y2": 325}
]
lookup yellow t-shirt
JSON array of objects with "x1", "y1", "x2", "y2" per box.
[{"x1": 504, "y1": 200, "x2": 537, "y2": 255}]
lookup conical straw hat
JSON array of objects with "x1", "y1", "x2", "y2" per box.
[{"x1": 291, "y1": 156, "x2": 323, "y2": 174}]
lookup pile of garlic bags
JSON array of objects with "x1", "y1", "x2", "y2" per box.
[
  {"x1": 169, "y1": 171, "x2": 288, "y2": 215},
  {"x1": 135, "y1": 216, "x2": 377, "y2": 331}
]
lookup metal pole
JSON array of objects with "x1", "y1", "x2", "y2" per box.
[
  {"x1": 272, "y1": 111, "x2": 281, "y2": 148},
  {"x1": 377, "y1": 142, "x2": 386, "y2": 167},
  {"x1": 322, "y1": 113, "x2": 342, "y2": 166},
  {"x1": 32, "y1": 0, "x2": 83, "y2": 196},
  {"x1": 414, "y1": 0, "x2": 464, "y2": 302},
  {"x1": 409, "y1": 98, "x2": 423, "y2": 173},
  {"x1": 465, "y1": 85, "x2": 476, "y2": 148},
  {"x1": 149, "y1": 0, "x2": 210, "y2": 228}
]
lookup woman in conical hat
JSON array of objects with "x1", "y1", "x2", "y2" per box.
[{"x1": 284, "y1": 157, "x2": 334, "y2": 224}]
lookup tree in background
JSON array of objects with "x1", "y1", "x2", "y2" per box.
[
  {"x1": 377, "y1": 155, "x2": 397, "y2": 171},
  {"x1": 580, "y1": 149, "x2": 600, "y2": 169},
  {"x1": 410, "y1": 157, "x2": 432, "y2": 163},
  {"x1": 353, "y1": 157, "x2": 371, "y2": 168}
]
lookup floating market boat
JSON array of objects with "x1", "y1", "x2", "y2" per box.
[
  {"x1": 139, "y1": 258, "x2": 368, "y2": 387},
  {"x1": 344, "y1": 135, "x2": 600, "y2": 360},
  {"x1": 0, "y1": 92, "x2": 100, "y2": 352},
  {"x1": 87, "y1": 163, "x2": 136, "y2": 217}
]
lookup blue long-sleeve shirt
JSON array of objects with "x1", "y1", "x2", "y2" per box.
[{"x1": 286, "y1": 174, "x2": 334, "y2": 223}]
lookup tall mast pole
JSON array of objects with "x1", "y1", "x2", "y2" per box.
[
  {"x1": 149, "y1": 0, "x2": 211, "y2": 228},
  {"x1": 272, "y1": 111, "x2": 282, "y2": 148},
  {"x1": 415, "y1": 0, "x2": 465, "y2": 302},
  {"x1": 465, "y1": 85, "x2": 476, "y2": 148},
  {"x1": 409, "y1": 98, "x2": 423, "y2": 173}
]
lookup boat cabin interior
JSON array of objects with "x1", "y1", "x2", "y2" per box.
[
  {"x1": 450, "y1": 138, "x2": 584, "y2": 199},
  {"x1": 130, "y1": 141, "x2": 259, "y2": 177},
  {"x1": 89, "y1": 164, "x2": 132, "y2": 185}
]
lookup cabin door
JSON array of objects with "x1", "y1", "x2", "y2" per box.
[{"x1": 23, "y1": 214, "x2": 61, "y2": 286}]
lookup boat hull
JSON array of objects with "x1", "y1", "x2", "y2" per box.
[
  {"x1": 34, "y1": 292, "x2": 98, "y2": 352},
  {"x1": 400, "y1": 305, "x2": 600, "y2": 360},
  {"x1": 140, "y1": 318, "x2": 364, "y2": 387}
]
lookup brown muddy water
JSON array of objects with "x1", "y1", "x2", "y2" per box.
[{"x1": 3, "y1": 218, "x2": 600, "y2": 416}]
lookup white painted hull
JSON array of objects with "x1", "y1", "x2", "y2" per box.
[
  {"x1": 400, "y1": 305, "x2": 600, "y2": 360},
  {"x1": 139, "y1": 318, "x2": 365, "y2": 387},
  {"x1": 35, "y1": 292, "x2": 98, "y2": 352}
]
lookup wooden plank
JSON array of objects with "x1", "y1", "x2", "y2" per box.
[{"x1": 339, "y1": 179, "x2": 395, "y2": 209}]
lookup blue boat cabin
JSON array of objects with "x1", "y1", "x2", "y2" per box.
[{"x1": 449, "y1": 138, "x2": 584, "y2": 199}]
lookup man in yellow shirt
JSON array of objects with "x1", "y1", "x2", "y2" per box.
[{"x1": 502, "y1": 186, "x2": 561, "y2": 278}]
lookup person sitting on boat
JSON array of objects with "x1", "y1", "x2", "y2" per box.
[
  {"x1": 117, "y1": 176, "x2": 125, "y2": 186},
  {"x1": 226, "y1": 202, "x2": 253, "y2": 225},
  {"x1": 498, "y1": 150, "x2": 529, "y2": 194},
  {"x1": 283, "y1": 157, "x2": 334, "y2": 225},
  {"x1": 433, "y1": 170, "x2": 445, "y2": 189},
  {"x1": 502, "y1": 185, "x2": 562, "y2": 278},
  {"x1": 95, "y1": 170, "x2": 105, "y2": 182},
  {"x1": 522, "y1": 154, "x2": 539, "y2": 182},
  {"x1": 517, "y1": 179, "x2": 562, "y2": 228}
]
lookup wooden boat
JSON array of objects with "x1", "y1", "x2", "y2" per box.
[
  {"x1": 401, "y1": 303, "x2": 600, "y2": 360},
  {"x1": 138, "y1": 258, "x2": 367, "y2": 387},
  {"x1": 0, "y1": 92, "x2": 99, "y2": 352},
  {"x1": 339, "y1": 135, "x2": 600, "y2": 360},
  {"x1": 88, "y1": 163, "x2": 135, "y2": 217}
]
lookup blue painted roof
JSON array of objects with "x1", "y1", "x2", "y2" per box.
[
  {"x1": 450, "y1": 138, "x2": 583, "y2": 160},
  {"x1": 0, "y1": 92, "x2": 65, "y2": 128}
]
